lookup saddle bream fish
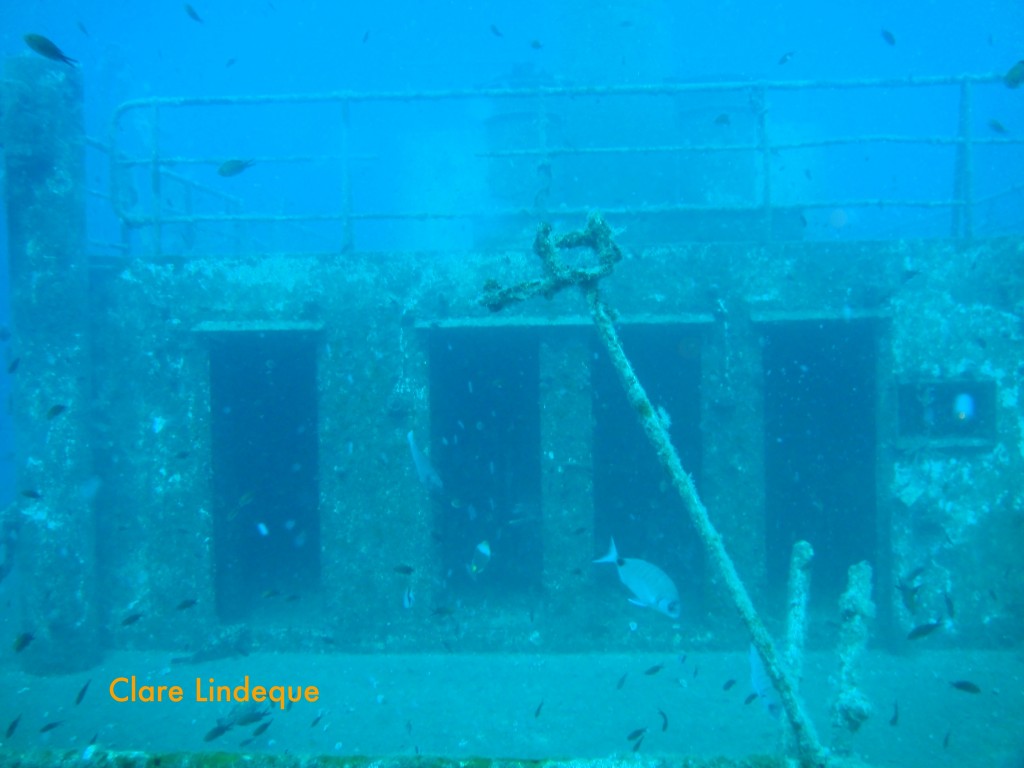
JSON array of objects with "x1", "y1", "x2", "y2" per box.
[{"x1": 594, "y1": 537, "x2": 681, "y2": 619}]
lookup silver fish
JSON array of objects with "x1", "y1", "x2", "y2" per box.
[
  {"x1": 406, "y1": 431, "x2": 442, "y2": 491},
  {"x1": 594, "y1": 537, "x2": 681, "y2": 619}
]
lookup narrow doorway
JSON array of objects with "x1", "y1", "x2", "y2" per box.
[
  {"x1": 762, "y1": 320, "x2": 877, "y2": 604},
  {"x1": 209, "y1": 330, "x2": 320, "y2": 621}
]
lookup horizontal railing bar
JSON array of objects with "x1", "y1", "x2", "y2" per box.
[
  {"x1": 973, "y1": 181, "x2": 1024, "y2": 204},
  {"x1": 116, "y1": 153, "x2": 347, "y2": 168},
  {"x1": 110, "y1": 73, "x2": 1004, "y2": 116},
  {"x1": 477, "y1": 136, "x2": 1007, "y2": 157},
  {"x1": 119, "y1": 198, "x2": 969, "y2": 227}
]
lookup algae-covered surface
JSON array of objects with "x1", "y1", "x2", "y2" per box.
[{"x1": 0, "y1": 650, "x2": 1021, "y2": 767}]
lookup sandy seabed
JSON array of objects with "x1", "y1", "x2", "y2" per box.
[{"x1": 0, "y1": 648, "x2": 1021, "y2": 767}]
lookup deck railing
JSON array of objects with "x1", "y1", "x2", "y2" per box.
[{"x1": 106, "y1": 74, "x2": 1023, "y2": 259}]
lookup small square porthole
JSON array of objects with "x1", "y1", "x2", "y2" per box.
[{"x1": 898, "y1": 381, "x2": 996, "y2": 441}]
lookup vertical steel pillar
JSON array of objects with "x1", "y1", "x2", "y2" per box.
[
  {"x1": 1, "y1": 55, "x2": 99, "y2": 672},
  {"x1": 539, "y1": 328, "x2": 595, "y2": 624}
]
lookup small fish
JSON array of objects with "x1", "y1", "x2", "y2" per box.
[
  {"x1": 46, "y1": 404, "x2": 68, "y2": 420},
  {"x1": 693, "y1": 665, "x2": 699, "y2": 678},
  {"x1": 76, "y1": 679, "x2": 92, "y2": 705},
  {"x1": 239, "y1": 737, "x2": 255, "y2": 747},
  {"x1": 176, "y1": 598, "x2": 197, "y2": 610},
  {"x1": 225, "y1": 58, "x2": 237, "y2": 68},
  {"x1": 1004, "y1": 60, "x2": 1024, "y2": 88},
  {"x1": 362, "y1": 30, "x2": 370, "y2": 43},
  {"x1": 218, "y1": 159, "x2": 254, "y2": 177},
  {"x1": 644, "y1": 663, "x2": 663, "y2": 676},
  {"x1": 253, "y1": 720, "x2": 271, "y2": 736},
  {"x1": 7, "y1": 358, "x2": 20, "y2": 374},
  {"x1": 310, "y1": 711, "x2": 323, "y2": 727},
  {"x1": 77, "y1": 21, "x2": 90, "y2": 37},
  {"x1": 906, "y1": 620, "x2": 942, "y2": 640},
  {"x1": 616, "y1": 672, "x2": 628, "y2": 690},
  {"x1": 889, "y1": 700, "x2": 898, "y2": 726},
  {"x1": 530, "y1": 40, "x2": 543, "y2": 50},
  {"x1": 24, "y1": 34, "x2": 76, "y2": 65},
  {"x1": 778, "y1": 51, "x2": 795, "y2": 65},
  {"x1": 393, "y1": 564, "x2": 414, "y2": 575},
  {"x1": 39, "y1": 721, "x2": 63, "y2": 733},
  {"x1": 722, "y1": 678, "x2": 736, "y2": 691},
  {"x1": 627, "y1": 727, "x2": 646, "y2": 741},
  {"x1": 904, "y1": 565, "x2": 927, "y2": 582},
  {"x1": 468, "y1": 540, "x2": 491, "y2": 575},
  {"x1": 184, "y1": 3, "x2": 204, "y2": 22},
  {"x1": 988, "y1": 119, "x2": 1008, "y2": 135},
  {"x1": 881, "y1": 29, "x2": 896, "y2": 46},
  {"x1": 21, "y1": 489, "x2": 42, "y2": 500},
  {"x1": 594, "y1": 538, "x2": 680, "y2": 619},
  {"x1": 950, "y1": 680, "x2": 981, "y2": 694},
  {"x1": 896, "y1": 581, "x2": 921, "y2": 613},
  {"x1": 743, "y1": 692, "x2": 758, "y2": 705},
  {"x1": 714, "y1": 113, "x2": 731, "y2": 126},
  {"x1": 944, "y1": 592, "x2": 955, "y2": 619},
  {"x1": 203, "y1": 723, "x2": 231, "y2": 741},
  {"x1": 407, "y1": 431, "x2": 443, "y2": 491},
  {"x1": 13, "y1": 632, "x2": 34, "y2": 652},
  {"x1": 534, "y1": 700, "x2": 544, "y2": 718},
  {"x1": 657, "y1": 709, "x2": 668, "y2": 732},
  {"x1": 121, "y1": 612, "x2": 144, "y2": 626},
  {"x1": 490, "y1": 24, "x2": 503, "y2": 37},
  {"x1": 262, "y1": 589, "x2": 281, "y2": 599},
  {"x1": 235, "y1": 710, "x2": 269, "y2": 726},
  {"x1": 632, "y1": 735, "x2": 644, "y2": 752},
  {"x1": 6, "y1": 714, "x2": 20, "y2": 738}
]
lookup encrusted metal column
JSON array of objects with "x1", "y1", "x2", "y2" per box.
[
  {"x1": 319, "y1": 279, "x2": 435, "y2": 646},
  {"x1": 1, "y1": 56, "x2": 98, "y2": 672},
  {"x1": 539, "y1": 327, "x2": 595, "y2": 627},
  {"x1": 699, "y1": 313, "x2": 767, "y2": 608}
]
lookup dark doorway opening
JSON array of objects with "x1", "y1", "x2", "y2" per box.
[
  {"x1": 762, "y1": 320, "x2": 877, "y2": 605},
  {"x1": 592, "y1": 324, "x2": 705, "y2": 619},
  {"x1": 428, "y1": 327, "x2": 542, "y2": 600},
  {"x1": 209, "y1": 330, "x2": 320, "y2": 621}
]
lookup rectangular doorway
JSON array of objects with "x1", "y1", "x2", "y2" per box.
[
  {"x1": 208, "y1": 329, "x2": 320, "y2": 621},
  {"x1": 592, "y1": 323, "x2": 705, "y2": 618},
  {"x1": 762, "y1": 319, "x2": 877, "y2": 605},
  {"x1": 427, "y1": 327, "x2": 542, "y2": 599}
]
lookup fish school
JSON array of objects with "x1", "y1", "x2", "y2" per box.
[{"x1": 2, "y1": 54, "x2": 1021, "y2": 675}]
